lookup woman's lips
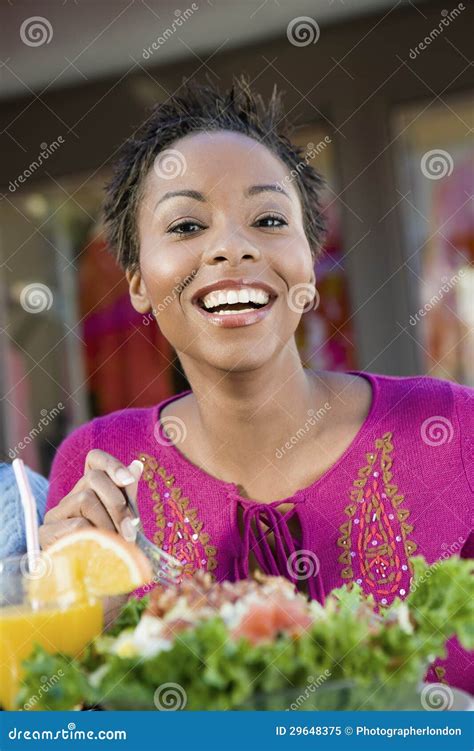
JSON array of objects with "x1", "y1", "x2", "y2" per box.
[
  {"x1": 193, "y1": 297, "x2": 276, "y2": 328},
  {"x1": 189, "y1": 278, "x2": 278, "y2": 328}
]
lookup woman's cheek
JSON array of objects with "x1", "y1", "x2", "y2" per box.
[
  {"x1": 140, "y1": 242, "x2": 185, "y2": 303},
  {"x1": 272, "y1": 238, "x2": 314, "y2": 291},
  {"x1": 147, "y1": 286, "x2": 187, "y2": 349},
  {"x1": 137, "y1": 249, "x2": 192, "y2": 345}
]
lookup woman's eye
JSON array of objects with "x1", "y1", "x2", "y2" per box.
[
  {"x1": 254, "y1": 214, "x2": 288, "y2": 229},
  {"x1": 168, "y1": 221, "x2": 204, "y2": 235},
  {"x1": 168, "y1": 215, "x2": 287, "y2": 235}
]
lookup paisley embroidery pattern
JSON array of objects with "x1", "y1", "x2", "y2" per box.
[
  {"x1": 337, "y1": 432, "x2": 417, "y2": 606},
  {"x1": 138, "y1": 452, "x2": 218, "y2": 579}
]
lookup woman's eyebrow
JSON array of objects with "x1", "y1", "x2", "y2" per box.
[
  {"x1": 154, "y1": 189, "x2": 205, "y2": 211},
  {"x1": 154, "y1": 184, "x2": 291, "y2": 212},
  {"x1": 245, "y1": 184, "x2": 291, "y2": 201}
]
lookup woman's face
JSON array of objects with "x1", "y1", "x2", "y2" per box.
[{"x1": 130, "y1": 130, "x2": 315, "y2": 372}]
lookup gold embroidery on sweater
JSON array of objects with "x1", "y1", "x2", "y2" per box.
[
  {"x1": 137, "y1": 452, "x2": 217, "y2": 578},
  {"x1": 337, "y1": 432, "x2": 417, "y2": 603}
]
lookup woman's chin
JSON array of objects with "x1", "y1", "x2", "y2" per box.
[
  {"x1": 173, "y1": 313, "x2": 299, "y2": 374},
  {"x1": 191, "y1": 344, "x2": 282, "y2": 374}
]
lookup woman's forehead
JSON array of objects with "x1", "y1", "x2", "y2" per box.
[{"x1": 143, "y1": 130, "x2": 300, "y2": 205}]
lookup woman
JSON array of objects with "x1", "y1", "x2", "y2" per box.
[{"x1": 41, "y1": 76, "x2": 473, "y2": 693}]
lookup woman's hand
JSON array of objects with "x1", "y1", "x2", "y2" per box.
[{"x1": 39, "y1": 450, "x2": 142, "y2": 549}]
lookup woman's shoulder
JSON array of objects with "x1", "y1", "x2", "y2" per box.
[
  {"x1": 46, "y1": 405, "x2": 160, "y2": 512},
  {"x1": 46, "y1": 395, "x2": 190, "y2": 510},
  {"x1": 366, "y1": 371, "x2": 474, "y2": 493},
  {"x1": 92, "y1": 404, "x2": 159, "y2": 442},
  {"x1": 55, "y1": 405, "x2": 160, "y2": 453},
  {"x1": 335, "y1": 370, "x2": 473, "y2": 440},
  {"x1": 367, "y1": 370, "x2": 474, "y2": 418}
]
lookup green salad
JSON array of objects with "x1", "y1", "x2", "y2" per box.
[{"x1": 17, "y1": 555, "x2": 473, "y2": 710}]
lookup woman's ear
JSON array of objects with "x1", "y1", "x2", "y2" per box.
[
  {"x1": 309, "y1": 268, "x2": 318, "y2": 309},
  {"x1": 126, "y1": 267, "x2": 152, "y2": 314}
]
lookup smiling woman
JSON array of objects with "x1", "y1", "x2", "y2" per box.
[
  {"x1": 42, "y1": 75, "x2": 474, "y2": 696},
  {"x1": 124, "y1": 124, "x2": 320, "y2": 374}
]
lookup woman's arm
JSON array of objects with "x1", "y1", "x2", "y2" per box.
[
  {"x1": 41, "y1": 417, "x2": 138, "y2": 547},
  {"x1": 45, "y1": 421, "x2": 95, "y2": 514}
]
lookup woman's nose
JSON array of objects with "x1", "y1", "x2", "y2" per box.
[{"x1": 202, "y1": 226, "x2": 262, "y2": 266}]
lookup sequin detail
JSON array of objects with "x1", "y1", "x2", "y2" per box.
[
  {"x1": 138, "y1": 453, "x2": 218, "y2": 579},
  {"x1": 337, "y1": 432, "x2": 416, "y2": 606},
  {"x1": 434, "y1": 666, "x2": 448, "y2": 685}
]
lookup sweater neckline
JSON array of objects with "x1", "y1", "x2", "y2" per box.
[{"x1": 151, "y1": 370, "x2": 380, "y2": 506}]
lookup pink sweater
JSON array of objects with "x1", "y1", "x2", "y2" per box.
[{"x1": 46, "y1": 371, "x2": 474, "y2": 693}]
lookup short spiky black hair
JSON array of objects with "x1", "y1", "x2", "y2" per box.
[{"x1": 103, "y1": 74, "x2": 327, "y2": 271}]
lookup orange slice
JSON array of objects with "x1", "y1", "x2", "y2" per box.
[{"x1": 38, "y1": 529, "x2": 153, "y2": 600}]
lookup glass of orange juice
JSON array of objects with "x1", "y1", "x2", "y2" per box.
[{"x1": 0, "y1": 553, "x2": 103, "y2": 710}]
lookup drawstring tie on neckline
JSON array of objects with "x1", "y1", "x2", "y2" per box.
[{"x1": 228, "y1": 491, "x2": 325, "y2": 604}]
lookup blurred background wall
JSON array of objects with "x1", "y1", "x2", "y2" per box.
[{"x1": 0, "y1": 0, "x2": 473, "y2": 474}]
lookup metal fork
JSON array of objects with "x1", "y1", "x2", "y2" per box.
[{"x1": 122, "y1": 466, "x2": 183, "y2": 589}]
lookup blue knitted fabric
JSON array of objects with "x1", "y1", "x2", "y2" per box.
[{"x1": 0, "y1": 463, "x2": 48, "y2": 558}]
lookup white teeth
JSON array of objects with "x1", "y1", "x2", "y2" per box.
[
  {"x1": 207, "y1": 292, "x2": 220, "y2": 308},
  {"x1": 253, "y1": 289, "x2": 268, "y2": 305},
  {"x1": 201, "y1": 287, "x2": 270, "y2": 310},
  {"x1": 215, "y1": 307, "x2": 256, "y2": 315}
]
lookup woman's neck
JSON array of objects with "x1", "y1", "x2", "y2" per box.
[{"x1": 173, "y1": 340, "x2": 329, "y2": 483}]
